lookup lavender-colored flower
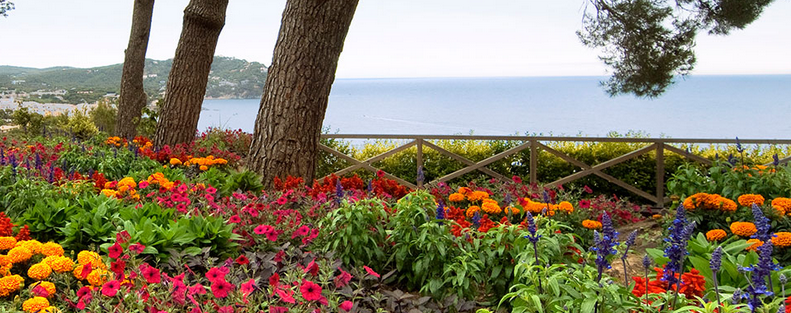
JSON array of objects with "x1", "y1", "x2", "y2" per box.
[
  {"x1": 504, "y1": 193, "x2": 512, "y2": 206},
  {"x1": 662, "y1": 205, "x2": 694, "y2": 286},
  {"x1": 710, "y1": 247, "x2": 723, "y2": 272},
  {"x1": 621, "y1": 230, "x2": 637, "y2": 260},
  {"x1": 732, "y1": 288, "x2": 743, "y2": 305},
  {"x1": 0, "y1": 148, "x2": 4, "y2": 164},
  {"x1": 728, "y1": 154, "x2": 737, "y2": 166},
  {"x1": 435, "y1": 200, "x2": 445, "y2": 220},
  {"x1": 642, "y1": 255, "x2": 651, "y2": 269},
  {"x1": 774, "y1": 154, "x2": 781, "y2": 166},
  {"x1": 471, "y1": 211, "x2": 481, "y2": 228},
  {"x1": 366, "y1": 180, "x2": 372, "y2": 193},
  {"x1": 591, "y1": 212, "x2": 619, "y2": 285},
  {"x1": 743, "y1": 241, "x2": 781, "y2": 311},
  {"x1": 542, "y1": 191, "x2": 550, "y2": 204},
  {"x1": 751, "y1": 204, "x2": 772, "y2": 242},
  {"x1": 34, "y1": 153, "x2": 41, "y2": 169},
  {"x1": 523, "y1": 212, "x2": 540, "y2": 244},
  {"x1": 714, "y1": 152, "x2": 719, "y2": 160},
  {"x1": 736, "y1": 137, "x2": 744, "y2": 153},
  {"x1": 416, "y1": 166, "x2": 424, "y2": 185}
]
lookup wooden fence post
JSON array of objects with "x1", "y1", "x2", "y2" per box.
[
  {"x1": 416, "y1": 138, "x2": 424, "y2": 189},
  {"x1": 529, "y1": 139, "x2": 537, "y2": 185},
  {"x1": 655, "y1": 141, "x2": 665, "y2": 209}
]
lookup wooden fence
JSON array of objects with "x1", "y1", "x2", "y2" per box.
[{"x1": 319, "y1": 134, "x2": 791, "y2": 208}]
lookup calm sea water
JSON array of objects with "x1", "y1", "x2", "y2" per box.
[{"x1": 198, "y1": 75, "x2": 791, "y2": 139}]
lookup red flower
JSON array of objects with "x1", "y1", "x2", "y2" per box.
[
  {"x1": 276, "y1": 288, "x2": 295, "y2": 304},
  {"x1": 363, "y1": 265, "x2": 380, "y2": 278},
  {"x1": 334, "y1": 269, "x2": 353, "y2": 288},
  {"x1": 270, "y1": 306, "x2": 288, "y2": 313},
  {"x1": 235, "y1": 255, "x2": 249, "y2": 265},
  {"x1": 111, "y1": 260, "x2": 126, "y2": 276},
  {"x1": 128, "y1": 243, "x2": 145, "y2": 254},
  {"x1": 299, "y1": 280, "x2": 323, "y2": 301},
  {"x1": 274, "y1": 250, "x2": 285, "y2": 263},
  {"x1": 292, "y1": 225, "x2": 310, "y2": 238},
  {"x1": 116, "y1": 230, "x2": 131, "y2": 244},
  {"x1": 229, "y1": 215, "x2": 241, "y2": 224},
  {"x1": 241, "y1": 278, "x2": 256, "y2": 295},
  {"x1": 80, "y1": 263, "x2": 92, "y2": 280},
  {"x1": 206, "y1": 266, "x2": 229, "y2": 283},
  {"x1": 210, "y1": 279, "x2": 235, "y2": 299},
  {"x1": 108, "y1": 242, "x2": 123, "y2": 259},
  {"x1": 269, "y1": 273, "x2": 281, "y2": 289},
  {"x1": 254, "y1": 224, "x2": 274, "y2": 235},
  {"x1": 340, "y1": 300, "x2": 353, "y2": 312},
  {"x1": 303, "y1": 259, "x2": 319, "y2": 276},
  {"x1": 102, "y1": 280, "x2": 121, "y2": 297},
  {"x1": 76, "y1": 286, "x2": 93, "y2": 299},
  {"x1": 141, "y1": 265, "x2": 161, "y2": 284},
  {"x1": 32, "y1": 285, "x2": 50, "y2": 297}
]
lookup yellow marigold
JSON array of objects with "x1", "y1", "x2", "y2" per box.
[
  {"x1": 169, "y1": 158, "x2": 182, "y2": 165},
  {"x1": 39, "y1": 307, "x2": 59, "y2": 313},
  {"x1": 557, "y1": 201, "x2": 574, "y2": 213},
  {"x1": 0, "y1": 237, "x2": 17, "y2": 250},
  {"x1": 771, "y1": 232, "x2": 791, "y2": 248},
  {"x1": 772, "y1": 197, "x2": 791, "y2": 215},
  {"x1": 118, "y1": 177, "x2": 136, "y2": 188},
  {"x1": 730, "y1": 222, "x2": 758, "y2": 237},
  {"x1": 481, "y1": 199, "x2": 502, "y2": 214},
  {"x1": 77, "y1": 251, "x2": 102, "y2": 266},
  {"x1": 705, "y1": 229, "x2": 727, "y2": 242},
  {"x1": 0, "y1": 275, "x2": 24, "y2": 297},
  {"x1": 101, "y1": 189, "x2": 118, "y2": 198},
  {"x1": 22, "y1": 297, "x2": 50, "y2": 313},
  {"x1": 738, "y1": 194, "x2": 765, "y2": 207},
  {"x1": 465, "y1": 206, "x2": 481, "y2": 218},
  {"x1": 27, "y1": 263, "x2": 52, "y2": 280},
  {"x1": 467, "y1": 191, "x2": 490, "y2": 202},
  {"x1": 582, "y1": 220, "x2": 602, "y2": 230},
  {"x1": 0, "y1": 254, "x2": 9, "y2": 267},
  {"x1": 44, "y1": 256, "x2": 74, "y2": 273},
  {"x1": 745, "y1": 239, "x2": 764, "y2": 252},
  {"x1": 40, "y1": 242, "x2": 64, "y2": 257},
  {"x1": 18, "y1": 240, "x2": 43, "y2": 254},
  {"x1": 87, "y1": 269, "x2": 109, "y2": 287},
  {"x1": 8, "y1": 246, "x2": 33, "y2": 264},
  {"x1": 31, "y1": 281, "x2": 56, "y2": 297},
  {"x1": 0, "y1": 263, "x2": 11, "y2": 276},
  {"x1": 199, "y1": 165, "x2": 209, "y2": 171},
  {"x1": 448, "y1": 193, "x2": 465, "y2": 202}
]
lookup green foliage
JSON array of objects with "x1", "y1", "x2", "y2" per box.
[
  {"x1": 60, "y1": 195, "x2": 124, "y2": 250},
  {"x1": 667, "y1": 161, "x2": 791, "y2": 200},
  {"x1": 219, "y1": 170, "x2": 264, "y2": 196},
  {"x1": 319, "y1": 198, "x2": 390, "y2": 270},
  {"x1": 58, "y1": 140, "x2": 161, "y2": 180},
  {"x1": 89, "y1": 99, "x2": 117, "y2": 133},
  {"x1": 0, "y1": 171, "x2": 62, "y2": 219},
  {"x1": 578, "y1": 0, "x2": 773, "y2": 97},
  {"x1": 65, "y1": 108, "x2": 99, "y2": 140}
]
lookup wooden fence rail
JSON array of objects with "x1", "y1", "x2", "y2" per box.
[{"x1": 319, "y1": 134, "x2": 791, "y2": 208}]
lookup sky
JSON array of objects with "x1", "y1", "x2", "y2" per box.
[{"x1": 1, "y1": 0, "x2": 790, "y2": 78}]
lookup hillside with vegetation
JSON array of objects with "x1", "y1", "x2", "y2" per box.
[{"x1": 0, "y1": 56, "x2": 267, "y2": 104}]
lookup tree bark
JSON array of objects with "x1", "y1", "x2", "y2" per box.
[
  {"x1": 154, "y1": 0, "x2": 228, "y2": 148},
  {"x1": 247, "y1": 0, "x2": 359, "y2": 187},
  {"x1": 116, "y1": 0, "x2": 155, "y2": 139}
]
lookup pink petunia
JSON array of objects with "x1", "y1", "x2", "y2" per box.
[
  {"x1": 107, "y1": 242, "x2": 123, "y2": 259},
  {"x1": 101, "y1": 280, "x2": 121, "y2": 297},
  {"x1": 229, "y1": 215, "x2": 241, "y2": 224},
  {"x1": 339, "y1": 300, "x2": 353, "y2": 312},
  {"x1": 128, "y1": 243, "x2": 146, "y2": 254},
  {"x1": 254, "y1": 224, "x2": 274, "y2": 235},
  {"x1": 363, "y1": 265, "x2": 380, "y2": 278},
  {"x1": 210, "y1": 279, "x2": 235, "y2": 299},
  {"x1": 241, "y1": 278, "x2": 256, "y2": 295}
]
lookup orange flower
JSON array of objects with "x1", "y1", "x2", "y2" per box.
[
  {"x1": 481, "y1": 199, "x2": 501, "y2": 214},
  {"x1": 772, "y1": 197, "x2": 791, "y2": 215},
  {"x1": 771, "y1": 232, "x2": 791, "y2": 248},
  {"x1": 738, "y1": 194, "x2": 765, "y2": 207},
  {"x1": 706, "y1": 229, "x2": 727, "y2": 242},
  {"x1": 466, "y1": 191, "x2": 490, "y2": 202},
  {"x1": 730, "y1": 222, "x2": 758, "y2": 237},
  {"x1": 582, "y1": 220, "x2": 602, "y2": 230},
  {"x1": 557, "y1": 201, "x2": 574, "y2": 213},
  {"x1": 652, "y1": 214, "x2": 662, "y2": 220},
  {"x1": 745, "y1": 239, "x2": 764, "y2": 251},
  {"x1": 465, "y1": 206, "x2": 481, "y2": 218},
  {"x1": 448, "y1": 193, "x2": 465, "y2": 202}
]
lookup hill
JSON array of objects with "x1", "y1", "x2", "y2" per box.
[{"x1": 0, "y1": 56, "x2": 267, "y2": 104}]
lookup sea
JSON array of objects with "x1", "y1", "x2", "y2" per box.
[{"x1": 198, "y1": 75, "x2": 791, "y2": 139}]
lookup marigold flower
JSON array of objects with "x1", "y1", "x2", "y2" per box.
[
  {"x1": 772, "y1": 197, "x2": 791, "y2": 215},
  {"x1": 652, "y1": 214, "x2": 662, "y2": 220},
  {"x1": 557, "y1": 201, "x2": 574, "y2": 213},
  {"x1": 0, "y1": 255, "x2": 9, "y2": 267},
  {"x1": 200, "y1": 165, "x2": 209, "y2": 171},
  {"x1": 448, "y1": 193, "x2": 465, "y2": 202},
  {"x1": 738, "y1": 194, "x2": 765, "y2": 207},
  {"x1": 32, "y1": 281, "x2": 56, "y2": 297},
  {"x1": 730, "y1": 222, "x2": 758, "y2": 237},
  {"x1": 17, "y1": 240, "x2": 43, "y2": 254},
  {"x1": 40, "y1": 242, "x2": 64, "y2": 257},
  {"x1": 169, "y1": 158, "x2": 182, "y2": 165},
  {"x1": 44, "y1": 256, "x2": 74, "y2": 273},
  {"x1": 39, "y1": 307, "x2": 59, "y2": 313},
  {"x1": 481, "y1": 199, "x2": 502, "y2": 214},
  {"x1": 22, "y1": 297, "x2": 49, "y2": 313},
  {"x1": 503, "y1": 206, "x2": 520, "y2": 215},
  {"x1": 582, "y1": 220, "x2": 603, "y2": 230},
  {"x1": 705, "y1": 229, "x2": 727, "y2": 242},
  {"x1": 771, "y1": 232, "x2": 791, "y2": 248},
  {"x1": 87, "y1": 269, "x2": 110, "y2": 287},
  {"x1": 8, "y1": 246, "x2": 33, "y2": 264},
  {"x1": 0, "y1": 237, "x2": 17, "y2": 250},
  {"x1": 77, "y1": 251, "x2": 103, "y2": 267},
  {"x1": 467, "y1": 190, "x2": 490, "y2": 202},
  {"x1": 745, "y1": 239, "x2": 764, "y2": 251},
  {"x1": 28, "y1": 263, "x2": 52, "y2": 280},
  {"x1": 101, "y1": 189, "x2": 118, "y2": 198},
  {"x1": 465, "y1": 206, "x2": 481, "y2": 218},
  {"x1": 0, "y1": 275, "x2": 24, "y2": 297},
  {"x1": 719, "y1": 198, "x2": 738, "y2": 212}
]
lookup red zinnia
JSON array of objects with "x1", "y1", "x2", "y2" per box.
[
  {"x1": 108, "y1": 242, "x2": 123, "y2": 259},
  {"x1": 299, "y1": 280, "x2": 322, "y2": 301},
  {"x1": 211, "y1": 279, "x2": 235, "y2": 299}
]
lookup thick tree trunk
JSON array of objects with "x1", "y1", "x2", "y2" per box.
[
  {"x1": 116, "y1": 0, "x2": 155, "y2": 139},
  {"x1": 247, "y1": 0, "x2": 359, "y2": 187},
  {"x1": 154, "y1": 0, "x2": 228, "y2": 148}
]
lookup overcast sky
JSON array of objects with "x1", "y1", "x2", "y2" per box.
[{"x1": 2, "y1": 0, "x2": 790, "y2": 78}]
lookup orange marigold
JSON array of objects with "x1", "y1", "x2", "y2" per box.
[
  {"x1": 31, "y1": 281, "x2": 56, "y2": 297},
  {"x1": 557, "y1": 201, "x2": 574, "y2": 213},
  {"x1": 8, "y1": 246, "x2": 33, "y2": 264},
  {"x1": 448, "y1": 193, "x2": 465, "y2": 202},
  {"x1": 503, "y1": 206, "x2": 520, "y2": 215},
  {"x1": 22, "y1": 297, "x2": 50, "y2": 313},
  {"x1": 465, "y1": 206, "x2": 481, "y2": 218},
  {"x1": 0, "y1": 254, "x2": 9, "y2": 267},
  {"x1": 652, "y1": 214, "x2": 662, "y2": 220},
  {"x1": 87, "y1": 269, "x2": 109, "y2": 287},
  {"x1": 719, "y1": 198, "x2": 738, "y2": 212},
  {"x1": 582, "y1": 220, "x2": 602, "y2": 230},
  {"x1": 738, "y1": 194, "x2": 765, "y2": 207},
  {"x1": 0, "y1": 237, "x2": 16, "y2": 250},
  {"x1": 467, "y1": 191, "x2": 490, "y2": 202},
  {"x1": 705, "y1": 229, "x2": 727, "y2": 242},
  {"x1": 481, "y1": 199, "x2": 502, "y2": 214},
  {"x1": 77, "y1": 251, "x2": 102, "y2": 266},
  {"x1": 27, "y1": 263, "x2": 52, "y2": 280},
  {"x1": 771, "y1": 232, "x2": 791, "y2": 248},
  {"x1": 40, "y1": 242, "x2": 64, "y2": 257},
  {"x1": 0, "y1": 275, "x2": 24, "y2": 297},
  {"x1": 17, "y1": 240, "x2": 43, "y2": 254},
  {"x1": 44, "y1": 256, "x2": 74, "y2": 273},
  {"x1": 745, "y1": 239, "x2": 764, "y2": 252},
  {"x1": 772, "y1": 197, "x2": 791, "y2": 215},
  {"x1": 730, "y1": 222, "x2": 758, "y2": 237},
  {"x1": 169, "y1": 158, "x2": 182, "y2": 166}
]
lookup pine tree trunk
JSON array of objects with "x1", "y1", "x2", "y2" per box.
[
  {"x1": 247, "y1": 0, "x2": 359, "y2": 187},
  {"x1": 116, "y1": 0, "x2": 155, "y2": 139},
  {"x1": 154, "y1": 0, "x2": 228, "y2": 148}
]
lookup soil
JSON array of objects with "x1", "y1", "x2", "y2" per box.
[{"x1": 607, "y1": 219, "x2": 664, "y2": 283}]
